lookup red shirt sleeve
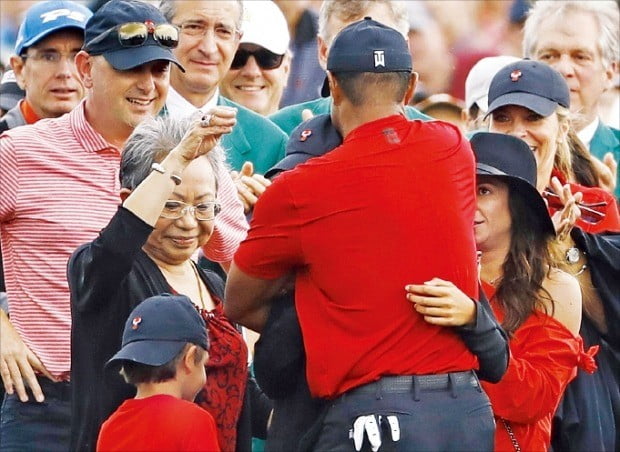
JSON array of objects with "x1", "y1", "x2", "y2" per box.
[
  {"x1": 482, "y1": 313, "x2": 583, "y2": 423},
  {"x1": 234, "y1": 173, "x2": 304, "y2": 279}
]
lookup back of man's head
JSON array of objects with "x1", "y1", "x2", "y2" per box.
[{"x1": 327, "y1": 17, "x2": 413, "y2": 106}]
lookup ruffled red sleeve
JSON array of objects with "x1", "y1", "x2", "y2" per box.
[{"x1": 482, "y1": 308, "x2": 597, "y2": 424}]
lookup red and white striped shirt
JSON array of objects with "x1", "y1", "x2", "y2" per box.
[{"x1": 0, "y1": 101, "x2": 247, "y2": 378}]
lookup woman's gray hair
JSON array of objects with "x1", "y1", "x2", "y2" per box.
[
  {"x1": 159, "y1": 0, "x2": 244, "y2": 29},
  {"x1": 120, "y1": 116, "x2": 227, "y2": 193},
  {"x1": 523, "y1": 1, "x2": 619, "y2": 68}
]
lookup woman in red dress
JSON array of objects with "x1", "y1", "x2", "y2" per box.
[{"x1": 406, "y1": 132, "x2": 597, "y2": 451}]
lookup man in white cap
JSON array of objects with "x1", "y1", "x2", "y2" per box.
[
  {"x1": 220, "y1": 0, "x2": 291, "y2": 117},
  {"x1": 461, "y1": 55, "x2": 519, "y2": 132}
]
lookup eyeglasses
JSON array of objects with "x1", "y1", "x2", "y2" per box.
[
  {"x1": 176, "y1": 20, "x2": 240, "y2": 41},
  {"x1": 231, "y1": 48, "x2": 284, "y2": 70},
  {"x1": 21, "y1": 50, "x2": 79, "y2": 65},
  {"x1": 160, "y1": 200, "x2": 221, "y2": 221},
  {"x1": 86, "y1": 21, "x2": 179, "y2": 50},
  {"x1": 543, "y1": 190, "x2": 607, "y2": 225}
]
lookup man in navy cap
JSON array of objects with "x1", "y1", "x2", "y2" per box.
[
  {"x1": 227, "y1": 18, "x2": 496, "y2": 451},
  {"x1": 1, "y1": 2, "x2": 190, "y2": 450}
]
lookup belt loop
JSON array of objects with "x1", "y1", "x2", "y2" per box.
[
  {"x1": 375, "y1": 379, "x2": 383, "y2": 400},
  {"x1": 471, "y1": 371, "x2": 483, "y2": 393},
  {"x1": 448, "y1": 373, "x2": 458, "y2": 399},
  {"x1": 412, "y1": 376, "x2": 420, "y2": 401}
]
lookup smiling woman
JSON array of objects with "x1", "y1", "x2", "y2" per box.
[{"x1": 68, "y1": 114, "x2": 271, "y2": 451}]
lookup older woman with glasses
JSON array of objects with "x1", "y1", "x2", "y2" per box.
[
  {"x1": 485, "y1": 60, "x2": 620, "y2": 452},
  {"x1": 68, "y1": 111, "x2": 270, "y2": 452}
]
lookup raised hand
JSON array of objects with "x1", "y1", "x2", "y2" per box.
[
  {"x1": 548, "y1": 176, "x2": 582, "y2": 242},
  {"x1": 173, "y1": 107, "x2": 237, "y2": 163}
]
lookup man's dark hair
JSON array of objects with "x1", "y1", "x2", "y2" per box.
[
  {"x1": 332, "y1": 72, "x2": 412, "y2": 106},
  {"x1": 119, "y1": 343, "x2": 207, "y2": 385}
]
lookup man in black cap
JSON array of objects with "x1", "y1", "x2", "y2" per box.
[
  {"x1": 0, "y1": 2, "x2": 182, "y2": 450},
  {"x1": 227, "y1": 18, "x2": 496, "y2": 451}
]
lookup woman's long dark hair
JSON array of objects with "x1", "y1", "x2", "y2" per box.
[{"x1": 493, "y1": 183, "x2": 555, "y2": 335}]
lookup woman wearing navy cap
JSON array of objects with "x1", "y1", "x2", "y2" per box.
[
  {"x1": 406, "y1": 132, "x2": 597, "y2": 451},
  {"x1": 485, "y1": 60, "x2": 620, "y2": 451}
]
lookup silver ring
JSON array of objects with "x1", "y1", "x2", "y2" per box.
[{"x1": 201, "y1": 114, "x2": 213, "y2": 127}]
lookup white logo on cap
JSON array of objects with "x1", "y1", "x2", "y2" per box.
[
  {"x1": 40, "y1": 9, "x2": 87, "y2": 24},
  {"x1": 374, "y1": 50, "x2": 385, "y2": 68}
]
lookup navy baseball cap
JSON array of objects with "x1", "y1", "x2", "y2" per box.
[
  {"x1": 265, "y1": 114, "x2": 343, "y2": 179},
  {"x1": 486, "y1": 60, "x2": 570, "y2": 118},
  {"x1": 327, "y1": 17, "x2": 412, "y2": 73},
  {"x1": 105, "y1": 294, "x2": 208, "y2": 371},
  {"x1": 83, "y1": 0, "x2": 183, "y2": 71},
  {"x1": 471, "y1": 132, "x2": 555, "y2": 237},
  {"x1": 15, "y1": 0, "x2": 92, "y2": 55}
]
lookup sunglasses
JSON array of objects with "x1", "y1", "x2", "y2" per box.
[
  {"x1": 86, "y1": 21, "x2": 179, "y2": 50},
  {"x1": 230, "y1": 48, "x2": 284, "y2": 70},
  {"x1": 543, "y1": 190, "x2": 607, "y2": 225}
]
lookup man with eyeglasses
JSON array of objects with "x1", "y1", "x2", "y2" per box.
[
  {"x1": 0, "y1": 0, "x2": 91, "y2": 134},
  {"x1": 159, "y1": 0, "x2": 288, "y2": 213},
  {"x1": 0, "y1": 1, "x2": 245, "y2": 450},
  {"x1": 220, "y1": 0, "x2": 291, "y2": 117}
]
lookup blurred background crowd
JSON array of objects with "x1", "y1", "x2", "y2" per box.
[{"x1": 2, "y1": 0, "x2": 617, "y2": 131}]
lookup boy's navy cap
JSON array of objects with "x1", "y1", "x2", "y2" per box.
[
  {"x1": 15, "y1": 0, "x2": 93, "y2": 55},
  {"x1": 83, "y1": 0, "x2": 183, "y2": 72},
  {"x1": 105, "y1": 294, "x2": 208, "y2": 370},
  {"x1": 486, "y1": 60, "x2": 569, "y2": 118},
  {"x1": 265, "y1": 114, "x2": 343, "y2": 179},
  {"x1": 471, "y1": 132, "x2": 555, "y2": 237},
  {"x1": 327, "y1": 17, "x2": 412, "y2": 73}
]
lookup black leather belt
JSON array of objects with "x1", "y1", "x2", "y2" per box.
[{"x1": 348, "y1": 371, "x2": 478, "y2": 396}]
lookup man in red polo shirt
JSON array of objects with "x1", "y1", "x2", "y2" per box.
[{"x1": 226, "y1": 18, "x2": 495, "y2": 451}]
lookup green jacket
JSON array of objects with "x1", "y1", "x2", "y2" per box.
[
  {"x1": 162, "y1": 96, "x2": 287, "y2": 174},
  {"x1": 590, "y1": 121, "x2": 620, "y2": 198},
  {"x1": 269, "y1": 96, "x2": 432, "y2": 136}
]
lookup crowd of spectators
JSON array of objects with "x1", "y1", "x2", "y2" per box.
[{"x1": 0, "y1": 1, "x2": 618, "y2": 451}]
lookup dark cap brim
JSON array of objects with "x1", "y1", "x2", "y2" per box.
[
  {"x1": 476, "y1": 164, "x2": 555, "y2": 237},
  {"x1": 102, "y1": 45, "x2": 185, "y2": 72},
  {"x1": 486, "y1": 92, "x2": 558, "y2": 118},
  {"x1": 104, "y1": 339, "x2": 187, "y2": 371},
  {"x1": 265, "y1": 153, "x2": 314, "y2": 179}
]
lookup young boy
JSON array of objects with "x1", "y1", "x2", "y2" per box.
[{"x1": 97, "y1": 294, "x2": 220, "y2": 451}]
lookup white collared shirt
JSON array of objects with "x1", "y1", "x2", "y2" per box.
[
  {"x1": 166, "y1": 86, "x2": 220, "y2": 118},
  {"x1": 577, "y1": 117, "x2": 599, "y2": 150}
]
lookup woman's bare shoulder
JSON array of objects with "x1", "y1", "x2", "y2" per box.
[{"x1": 540, "y1": 269, "x2": 582, "y2": 336}]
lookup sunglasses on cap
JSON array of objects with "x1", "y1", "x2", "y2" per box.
[
  {"x1": 86, "y1": 21, "x2": 179, "y2": 50},
  {"x1": 230, "y1": 48, "x2": 284, "y2": 70}
]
